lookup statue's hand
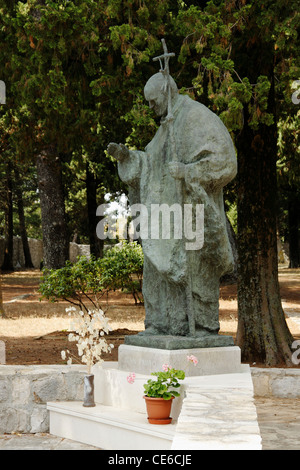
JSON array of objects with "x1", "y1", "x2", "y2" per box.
[
  {"x1": 107, "y1": 142, "x2": 129, "y2": 161},
  {"x1": 169, "y1": 161, "x2": 185, "y2": 180}
]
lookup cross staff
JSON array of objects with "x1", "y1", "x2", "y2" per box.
[
  {"x1": 153, "y1": 38, "x2": 175, "y2": 76},
  {"x1": 153, "y1": 40, "x2": 196, "y2": 337},
  {"x1": 153, "y1": 39, "x2": 175, "y2": 121}
]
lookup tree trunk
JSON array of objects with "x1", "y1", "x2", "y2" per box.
[
  {"x1": 14, "y1": 167, "x2": 34, "y2": 269},
  {"x1": 236, "y1": 110, "x2": 294, "y2": 366},
  {"x1": 36, "y1": 148, "x2": 69, "y2": 270},
  {"x1": 220, "y1": 214, "x2": 237, "y2": 285},
  {"x1": 86, "y1": 162, "x2": 104, "y2": 258},
  {"x1": 288, "y1": 192, "x2": 300, "y2": 268},
  {"x1": 1, "y1": 161, "x2": 14, "y2": 272}
]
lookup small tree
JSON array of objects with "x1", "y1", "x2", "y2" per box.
[
  {"x1": 61, "y1": 306, "x2": 114, "y2": 374},
  {"x1": 39, "y1": 241, "x2": 144, "y2": 310},
  {"x1": 100, "y1": 241, "x2": 144, "y2": 305},
  {"x1": 39, "y1": 255, "x2": 104, "y2": 312}
]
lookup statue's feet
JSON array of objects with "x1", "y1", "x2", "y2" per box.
[
  {"x1": 138, "y1": 326, "x2": 161, "y2": 336},
  {"x1": 193, "y1": 329, "x2": 219, "y2": 338}
]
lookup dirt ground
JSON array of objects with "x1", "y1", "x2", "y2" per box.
[{"x1": 0, "y1": 267, "x2": 299, "y2": 366}]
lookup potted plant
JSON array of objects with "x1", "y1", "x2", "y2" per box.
[
  {"x1": 61, "y1": 306, "x2": 114, "y2": 407},
  {"x1": 143, "y1": 364, "x2": 185, "y2": 424},
  {"x1": 127, "y1": 356, "x2": 198, "y2": 424}
]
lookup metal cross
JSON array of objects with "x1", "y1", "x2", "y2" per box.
[
  {"x1": 153, "y1": 39, "x2": 175, "y2": 78},
  {"x1": 153, "y1": 39, "x2": 175, "y2": 119},
  {"x1": 154, "y1": 40, "x2": 195, "y2": 335}
]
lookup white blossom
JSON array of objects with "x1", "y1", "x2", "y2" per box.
[
  {"x1": 66, "y1": 306, "x2": 76, "y2": 313},
  {"x1": 61, "y1": 307, "x2": 114, "y2": 374}
]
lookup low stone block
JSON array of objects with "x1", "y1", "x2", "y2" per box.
[
  {"x1": 271, "y1": 375, "x2": 300, "y2": 398},
  {"x1": 0, "y1": 407, "x2": 29, "y2": 433},
  {"x1": 0, "y1": 378, "x2": 10, "y2": 402},
  {"x1": 30, "y1": 406, "x2": 49, "y2": 433},
  {"x1": 0, "y1": 341, "x2": 5, "y2": 364},
  {"x1": 12, "y1": 377, "x2": 31, "y2": 405},
  {"x1": 118, "y1": 344, "x2": 242, "y2": 376}
]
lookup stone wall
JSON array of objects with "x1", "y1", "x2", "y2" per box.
[
  {"x1": 251, "y1": 367, "x2": 300, "y2": 398},
  {"x1": 0, "y1": 237, "x2": 90, "y2": 270},
  {"x1": 0, "y1": 365, "x2": 85, "y2": 433},
  {"x1": 1, "y1": 365, "x2": 300, "y2": 434}
]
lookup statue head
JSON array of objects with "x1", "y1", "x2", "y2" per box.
[{"x1": 144, "y1": 73, "x2": 178, "y2": 117}]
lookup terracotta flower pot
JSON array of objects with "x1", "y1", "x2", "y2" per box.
[{"x1": 143, "y1": 396, "x2": 174, "y2": 424}]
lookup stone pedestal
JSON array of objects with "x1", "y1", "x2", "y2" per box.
[
  {"x1": 118, "y1": 344, "x2": 242, "y2": 377},
  {"x1": 124, "y1": 333, "x2": 234, "y2": 349}
]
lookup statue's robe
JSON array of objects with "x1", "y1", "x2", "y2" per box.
[{"x1": 118, "y1": 94, "x2": 237, "y2": 336}]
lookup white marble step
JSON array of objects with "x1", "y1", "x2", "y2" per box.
[
  {"x1": 47, "y1": 401, "x2": 176, "y2": 450},
  {"x1": 48, "y1": 364, "x2": 262, "y2": 450},
  {"x1": 172, "y1": 386, "x2": 261, "y2": 450},
  {"x1": 171, "y1": 366, "x2": 262, "y2": 450}
]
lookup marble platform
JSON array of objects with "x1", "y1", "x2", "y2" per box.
[{"x1": 48, "y1": 345, "x2": 262, "y2": 450}]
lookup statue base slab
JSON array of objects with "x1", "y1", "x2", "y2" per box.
[
  {"x1": 124, "y1": 333, "x2": 234, "y2": 350},
  {"x1": 118, "y1": 344, "x2": 241, "y2": 377}
]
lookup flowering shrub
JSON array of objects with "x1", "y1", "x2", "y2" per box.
[
  {"x1": 127, "y1": 372, "x2": 136, "y2": 384},
  {"x1": 127, "y1": 355, "x2": 199, "y2": 400},
  {"x1": 143, "y1": 365, "x2": 185, "y2": 400},
  {"x1": 61, "y1": 306, "x2": 114, "y2": 374},
  {"x1": 187, "y1": 354, "x2": 198, "y2": 366}
]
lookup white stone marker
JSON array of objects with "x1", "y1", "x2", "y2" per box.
[
  {"x1": 0, "y1": 341, "x2": 5, "y2": 364},
  {"x1": 0, "y1": 81, "x2": 6, "y2": 104}
]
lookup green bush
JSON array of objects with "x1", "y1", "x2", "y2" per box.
[
  {"x1": 100, "y1": 241, "x2": 144, "y2": 304},
  {"x1": 39, "y1": 241, "x2": 144, "y2": 310}
]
